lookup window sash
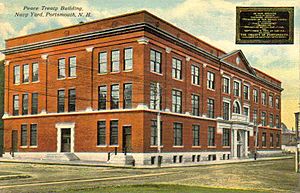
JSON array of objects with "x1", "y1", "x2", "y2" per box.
[
  {"x1": 191, "y1": 94, "x2": 199, "y2": 116},
  {"x1": 23, "y1": 64, "x2": 29, "y2": 83},
  {"x1": 223, "y1": 102, "x2": 230, "y2": 120},
  {"x1": 172, "y1": 58, "x2": 182, "y2": 79},
  {"x1": 22, "y1": 94, "x2": 28, "y2": 115},
  {"x1": 123, "y1": 83, "x2": 132, "y2": 109},
  {"x1": 110, "y1": 120, "x2": 118, "y2": 145},
  {"x1": 57, "y1": 90, "x2": 65, "y2": 113},
  {"x1": 30, "y1": 124, "x2": 37, "y2": 146},
  {"x1": 124, "y1": 48, "x2": 133, "y2": 70},
  {"x1": 244, "y1": 85, "x2": 249, "y2": 100},
  {"x1": 207, "y1": 72, "x2": 215, "y2": 89},
  {"x1": 97, "y1": 121, "x2": 106, "y2": 145},
  {"x1": 69, "y1": 57, "x2": 76, "y2": 77},
  {"x1": 150, "y1": 50, "x2": 162, "y2": 73},
  {"x1": 207, "y1": 99, "x2": 214, "y2": 118},
  {"x1": 99, "y1": 52, "x2": 107, "y2": 73},
  {"x1": 14, "y1": 65, "x2": 20, "y2": 84},
  {"x1": 150, "y1": 120, "x2": 163, "y2": 146},
  {"x1": 172, "y1": 90, "x2": 182, "y2": 113},
  {"x1": 191, "y1": 65, "x2": 200, "y2": 85},
  {"x1": 68, "y1": 89, "x2": 76, "y2": 112},
  {"x1": 98, "y1": 86, "x2": 107, "y2": 110},
  {"x1": 208, "y1": 127, "x2": 215, "y2": 146},
  {"x1": 192, "y1": 125, "x2": 200, "y2": 146},
  {"x1": 111, "y1": 84, "x2": 119, "y2": 109},
  {"x1": 31, "y1": 93, "x2": 38, "y2": 115},
  {"x1": 222, "y1": 77, "x2": 229, "y2": 93},
  {"x1": 173, "y1": 123, "x2": 183, "y2": 146},
  {"x1": 21, "y1": 125, "x2": 27, "y2": 146},
  {"x1": 13, "y1": 95, "x2": 19, "y2": 116},
  {"x1": 222, "y1": 128, "x2": 230, "y2": 146},
  {"x1": 58, "y1": 59, "x2": 66, "y2": 78},
  {"x1": 111, "y1": 50, "x2": 120, "y2": 72},
  {"x1": 150, "y1": 83, "x2": 162, "y2": 110},
  {"x1": 32, "y1": 63, "x2": 39, "y2": 82}
]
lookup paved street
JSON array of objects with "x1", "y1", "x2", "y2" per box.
[{"x1": 0, "y1": 157, "x2": 298, "y2": 193}]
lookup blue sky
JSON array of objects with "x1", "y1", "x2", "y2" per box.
[{"x1": 0, "y1": 0, "x2": 299, "y2": 128}]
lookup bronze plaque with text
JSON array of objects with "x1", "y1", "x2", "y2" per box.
[{"x1": 236, "y1": 7, "x2": 294, "y2": 44}]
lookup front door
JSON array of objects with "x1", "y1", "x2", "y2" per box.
[
  {"x1": 61, "y1": 128, "x2": 71, "y2": 152},
  {"x1": 12, "y1": 130, "x2": 18, "y2": 156},
  {"x1": 237, "y1": 144, "x2": 241, "y2": 158},
  {"x1": 123, "y1": 126, "x2": 132, "y2": 152}
]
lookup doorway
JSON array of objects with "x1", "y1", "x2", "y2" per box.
[
  {"x1": 123, "y1": 126, "x2": 132, "y2": 152},
  {"x1": 12, "y1": 130, "x2": 18, "y2": 155},
  {"x1": 61, "y1": 128, "x2": 71, "y2": 152}
]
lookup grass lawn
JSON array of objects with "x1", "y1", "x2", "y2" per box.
[{"x1": 66, "y1": 184, "x2": 264, "y2": 193}]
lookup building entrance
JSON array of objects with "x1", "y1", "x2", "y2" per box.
[{"x1": 61, "y1": 128, "x2": 71, "y2": 152}]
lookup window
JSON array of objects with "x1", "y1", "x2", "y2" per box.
[
  {"x1": 191, "y1": 94, "x2": 200, "y2": 116},
  {"x1": 261, "y1": 112, "x2": 267, "y2": 126},
  {"x1": 192, "y1": 125, "x2": 200, "y2": 146},
  {"x1": 111, "y1": 50, "x2": 120, "y2": 72},
  {"x1": 243, "y1": 107, "x2": 249, "y2": 119},
  {"x1": 222, "y1": 77, "x2": 230, "y2": 94},
  {"x1": 223, "y1": 128, "x2": 230, "y2": 146},
  {"x1": 124, "y1": 48, "x2": 133, "y2": 70},
  {"x1": 98, "y1": 52, "x2": 107, "y2": 73},
  {"x1": 243, "y1": 85, "x2": 249, "y2": 100},
  {"x1": 276, "y1": 97, "x2": 280, "y2": 109},
  {"x1": 269, "y1": 95, "x2": 273, "y2": 107},
  {"x1": 276, "y1": 115, "x2": 280, "y2": 128},
  {"x1": 22, "y1": 94, "x2": 28, "y2": 115},
  {"x1": 31, "y1": 93, "x2": 38, "y2": 115},
  {"x1": 253, "y1": 109, "x2": 258, "y2": 125},
  {"x1": 276, "y1": 133, "x2": 280, "y2": 147},
  {"x1": 270, "y1": 133, "x2": 274, "y2": 147},
  {"x1": 150, "y1": 83, "x2": 162, "y2": 110},
  {"x1": 111, "y1": 84, "x2": 119, "y2": 109},
  {"x1": 69, "y1": 56, "x2": 76, "y2": 77},
  {"x1": 262, "y1": 132, "x2": 266, "y2": 147},
  {"x1": 174, "y1": 123, "x2": 183, "y2": 146},
  {"x1": 23, "y1": 64, "x2": 29, "y2": 83},
  {"x1": 57, "y1": 90, "x2": 65, "y2": 113},
  {"x1": 150, "y1": 49, "x2": 162, "y2": 73},
  {"x1": 233, "y1": 81, "x2": 240, "y2": 97},
  {"x1": 172, "y1": 58, "x2": 182, "y2": 80},
  {"x1": 21, "y1": 125, "x2": 27, "y2": 146},
  {"x1": 13, "y1": 95, "x2": 19, "y2": 116},
  {"x1": 123, "y1": 83, "x2": 132, "y2": 109},
  {"x1": 58, "y1": 58, "x2": 66, "y2": 79},
  {"x1": 30, "y1": 124, "x2": 37, "y2": 146},
  {"x1": 233, "y1": 101, "x2": 241, "y2": 114},
  {"x1": 208, "y1": 127, "x2": 215, "y2": 146},
  {"x1": 150, "y1": 120, "x2": 162, "y2": 146},
  {"x1": 207, "y1": 71, "x2": 215, "y2": 89},
  {"x1": 110, "y1": 120, "x2": 118, "y2": 145},
  {"x1": 32, "y1": 63, "x2": 39, "y2": 82},
  {"x1": 269, "y1": 114, "x2": 274, "y2": 127},
  {"x1": 207, "y1": 98, "x2": 215, "y2": 118},
  {"x1": 191, "y1": 65, "x2": 200, "y2": 85},
  {"x1": 98, "y1": 86, "x2": 107, "y2": 110},
  {"x1": 172, "y1": 90, "x2": 182, "y2": 113},
  {"x1": 253, "y1": 89, "x2": 258, "y2": 103},
  {"x1": 97, "y1": 121, "x2": 106, "y2": 145},
  {"x1": 262, "y1": 92, "x2": 267, "y2": 105},
  {"x1": 13, "y1": 65, "x2": 20, "y2": 84},
  {"x1": 68, "y1": 89, "x2": 76, "y2": 112},
  {"x1": 223, "y1": 102, "x2": 230, "y2": 120}
]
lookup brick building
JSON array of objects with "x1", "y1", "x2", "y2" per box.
[{"x1": 1, "y1": 11, "x2": 282, "y2": 165}]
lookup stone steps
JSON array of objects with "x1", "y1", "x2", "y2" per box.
[{"x1": 43, "y1": 153, "x2": 79, "y2": 161}]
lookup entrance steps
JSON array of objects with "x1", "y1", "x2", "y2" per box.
[
  {"x1": 43, "y1": 153, "x2": 79, "y2": 161},
  {"x1": 107, "y1": 154, "x2": 134, "y2": 165}
]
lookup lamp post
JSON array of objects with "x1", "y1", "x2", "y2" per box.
[
  {"x1": 254, "y1": 123, "x2": 261, "y2": 160},
  {"x1": 295, "y1": 112, "x2": 300, "y2": 172},
  {"x1": 156, "y1": 83, "x2": 162, "y2": 167}
]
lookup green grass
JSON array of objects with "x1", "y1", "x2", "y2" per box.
[{"x1": 66, "y1": 184, "x2": 265, "y2": 193}]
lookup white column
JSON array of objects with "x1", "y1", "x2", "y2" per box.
[
  {"x1": 233, "y1": 129, "x2": 238, "y2": 158},
  {"x1": 245, "y1": 130, "x2": 248, "y2": 158}
]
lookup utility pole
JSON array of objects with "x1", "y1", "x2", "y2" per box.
[
  {"x1": 156, "y1": 82, "x2": 161, "y2": 154},
  {"x1": 295, "y1": 112, "x2": 300, "y2": 172},
  {"x1": 254, "y1": 123, "x2": 260, "y2": 160}
]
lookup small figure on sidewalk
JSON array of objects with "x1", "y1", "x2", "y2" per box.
[{"x1": 254, "y1": 152, "x2": 257, "y2": 160}]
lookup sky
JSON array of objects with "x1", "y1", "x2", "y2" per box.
[{"x1": 0, "y1": 0, "x2": 299, "y2": 129}]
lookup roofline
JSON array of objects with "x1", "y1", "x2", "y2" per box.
[{"x1": 5, "y1": 10, "x2": 226, "y2": 55}]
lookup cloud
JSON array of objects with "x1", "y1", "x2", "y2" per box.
[
  {"x1": 19, "y1": 22, "x2": 36, "y2": 36},
  {"x1": 0, "y1": 3, "x2": 4, "y2": 14},
  {"x1": 0, "y1": 22, "x2": 16, "y2": 40}
]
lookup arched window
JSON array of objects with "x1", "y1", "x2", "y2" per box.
[{"x1": 233, "y1": 101, "x2": 241, "y2": 114}]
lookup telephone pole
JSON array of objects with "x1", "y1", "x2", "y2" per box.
[
  {"x1": 156, "y1": 83, "x2": 161, "y2": 154},
  {"x1": 296, "y1": 112, "x2": 300, "y2": 172}
]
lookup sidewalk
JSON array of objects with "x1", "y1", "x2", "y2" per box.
[{"x1": 0, "y1": 156, "x2": 293, "y2": 169}]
